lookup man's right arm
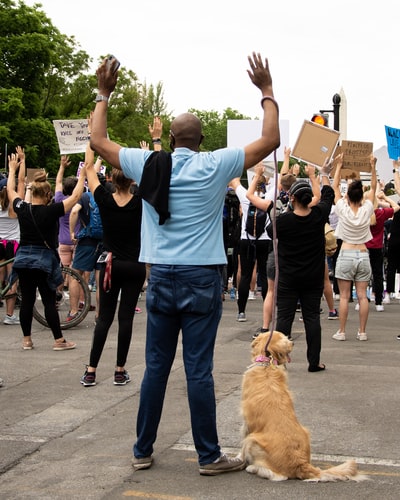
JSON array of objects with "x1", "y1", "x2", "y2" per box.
[{"x1": 90, "y1": 57, "x2": 122, "y2": 169}]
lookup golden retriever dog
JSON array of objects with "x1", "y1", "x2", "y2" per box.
[{"x1": 240, "y1": 331, "x2": 367, "y2": 482}]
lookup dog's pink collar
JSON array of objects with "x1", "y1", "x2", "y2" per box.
[{"x1": 254, "y1": 355, "x2": 278, "y2": 366}]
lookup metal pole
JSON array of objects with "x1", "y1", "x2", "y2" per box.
[{"x1": 332, "y1": 93, "x2": 341, "y2": 132}]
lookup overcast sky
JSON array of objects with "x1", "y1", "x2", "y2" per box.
[{"x1": 25, "y1": 0, "x2": 399, "y2": 153}]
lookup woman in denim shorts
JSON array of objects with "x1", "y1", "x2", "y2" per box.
[{"x1": 332, "y1": 154, "x2": 377, "y2": 341}]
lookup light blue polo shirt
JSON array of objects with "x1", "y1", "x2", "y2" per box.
[{"x1": 120, "y1": 146, "x2": 244, "y2": 265}]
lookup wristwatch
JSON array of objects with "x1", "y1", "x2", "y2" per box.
[{"x1": 95, "y1": 94, "x2": 109, "y2": 103}]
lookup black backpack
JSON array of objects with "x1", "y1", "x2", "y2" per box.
[
  {"x1": 223, "y1": 190, "x2": 241, "y2": 248},
  {"x1": 245, "y1": 203, "x2": 268, "y2": 239}
]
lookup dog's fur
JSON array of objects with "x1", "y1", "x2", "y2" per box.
[{"x1": 240, "y1": 331, "x2": 367, "y2": 482}]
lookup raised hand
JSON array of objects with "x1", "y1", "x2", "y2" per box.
[
  {"x1": 60, "y1": 155, "x2": 71, "y2": 168},
  {"x1": 247, "y1": 52, "x2": 273, "y2": 96},
  {"x1": 96, "y1": 56, "x2": 119, "y2": 96},
  {"x1": 15, "y1": 146, "x2": 25, "y2": 161},
  {"x1": 148, "y1": 116, "x2": 163, "y2": 140}
]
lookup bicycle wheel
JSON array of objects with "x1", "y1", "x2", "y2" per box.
[{"x1": 33, "y1": 267, "x2": 91, "y2": 329}]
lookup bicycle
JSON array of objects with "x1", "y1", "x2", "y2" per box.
[{"x1": 0, "y1": 258, "x2": 91, "y2": 329}]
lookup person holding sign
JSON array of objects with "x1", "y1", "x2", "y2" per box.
[{"x1": 332, "y1": 153, "x2": 377, "y2": 342}]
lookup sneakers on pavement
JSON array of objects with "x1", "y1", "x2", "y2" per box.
[
  {"x1": 3, "y1": 314, "x2": 20, "y2": 325},
  {"x1": 355, "y1": 303, "x2": 360, "y2": 311},
  {"x1": 376, "y1": 304, "x2": 384, "y2": 312},
  {"x1": 80, "y1": 369, "x2": 96, "y2": 387},
  {"x1": 332, "y1": 330, "x2": 346, "y2": 341},
  {"x1": 236, "y1": 312, "x2": 247, "y2": 322},
  {"x1": 199, "y1": 453, "x2": 246, "y2": 476},
  {"x1": 114, "y1": 370, "x2": 131, "y2": 386},
  {"x1": 53, "y1": 339, "x2": 77, "y2": 351},
  {"x1": 356, "y1": 330, "x2": 368, "y2": 341},
  {"x1": 396, "y1": 334, "x2": 400, "y2": 340},
  {"x1": 132, "y1": 455, "x2": 153, "y2": 471},
  {"x1": 383, "y1": 293, "x2": 391, "y2": 304},
  {"x1": 328, "y1": 309, "x2": 339, "y2": 320},
  {"x1": 66, "y1": 311, "x2": 80, "y2": 322},
  {"x1": 248, "y1": 291, "x2": 256, "y2": 300}
]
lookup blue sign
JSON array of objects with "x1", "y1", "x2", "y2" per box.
[{"x1": 385, "y1": 125, "x2": 400, "y2": 160}]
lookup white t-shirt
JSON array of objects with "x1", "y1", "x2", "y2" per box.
[
  {"x1": 235, "y1": 180, "x2": 275, "y2": 241},
  {"x1": 334, "y1": 198, "x2": 374, "y2": 244}
]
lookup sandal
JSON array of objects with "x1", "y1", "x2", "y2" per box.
[{"x1": 22, "y1": 339, "x2": 33, "y2": 350}]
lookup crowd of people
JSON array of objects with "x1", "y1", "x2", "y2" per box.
[{"x1": 1, "y1": 50, "x2": 400, "y2": 476}]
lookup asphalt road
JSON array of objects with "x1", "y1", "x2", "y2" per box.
[{"x1": 1, "y1": 291, "x2": 400, "y2": 499}]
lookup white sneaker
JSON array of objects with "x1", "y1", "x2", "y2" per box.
[
  {"x1": 333, "y1": 293, "x2": 340, "y2": 300},
  {"x1": 3, "y1": 314, "x2": 20, "y2": 325},
  {"x1": 332, "y1": 330, "x2": 346, "y2": 341},
  {"x1": 355, "y1": 303, "x2": 360, "y2": 311},
  {"x1": 248, "y1": 291, "x2": 256, "y2": 300},
  {"x1": 376, "y1": 305, "x2": 384, "y2": 312},
  {"x1": 356, "y1": 330, "x2": 368, "y2": 341},
  {"x1": 383, "y1": 294, "x2": 391, "y2": 304}
]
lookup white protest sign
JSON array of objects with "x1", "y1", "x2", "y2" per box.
[
  {"x1": 227, "y1": 119, "x2": 289, "y2": 161},
  {"x1": 227, "y1": 119, "x2": 290, "y2": 186},
  {"x1": 53, "y1": 119, "x2": 90, "y2": 154}
]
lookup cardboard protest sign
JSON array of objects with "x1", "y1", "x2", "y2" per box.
[
  {"x1": 291, "y1": 120, "x2": 340, "y2": 167},
  {"x1": 53, "y1": 119, "x2": 90, "y2": 154},
  {"x1": 385, "y1": 125, "x2": 400, "y2": 160},
  {"x1": 340, "y1": 140, "x2": 373, "y2": 172}
]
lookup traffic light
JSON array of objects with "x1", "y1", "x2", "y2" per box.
[{"x1": 311, "y1": 113, "x2": 329, "y2": 127}]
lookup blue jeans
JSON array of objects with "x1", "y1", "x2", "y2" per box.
[{"x1": 133, "y1": 264, "x2": 223, "y2": 466}]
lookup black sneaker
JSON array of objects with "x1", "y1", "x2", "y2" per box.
[
  {"x1": 396, "y1": 334, "x2": 400, "y2": 341},
  {"x1": 80, "y1": 368, "x2": 96, "y2": 387},
  {"x1": 114, "y1": 370, "x2": 131, "y2": 386}
]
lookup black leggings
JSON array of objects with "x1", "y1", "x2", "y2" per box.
[
  {"x1": 17, "y1": 268, "x2": 63, "y2": 340},
  {"x1": 237, "y1": 239, "x2": 269, "y2": 313},
  {"x1": 89, "y1": 259, "x2": 146, "y2": 368}
]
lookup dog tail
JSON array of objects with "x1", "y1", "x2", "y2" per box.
[{"x1": 301, "y1": 460, "x2": 368, "y2": 482}]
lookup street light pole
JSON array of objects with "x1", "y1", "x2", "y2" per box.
[{"x1": 320, "y1": 93, "x2": 341, "y2": 132}]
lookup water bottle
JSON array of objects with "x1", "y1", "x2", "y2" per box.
[{"x1": 230, "y1": 287, "x2": 236, "y2": 300}]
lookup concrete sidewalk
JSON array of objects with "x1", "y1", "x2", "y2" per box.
[{"x1": 1, "y1": 292, "x2": 400, "y2": 499}]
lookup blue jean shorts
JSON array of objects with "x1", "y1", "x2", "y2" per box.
[
  {"x1": 72, "y1": 240, "x2": 102, "y2": 272},
  {"x1": 335, "y1": 249, "x2": 371, "y2": 282}
]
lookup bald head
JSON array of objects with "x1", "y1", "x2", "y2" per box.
[{"x1": 170, "y1": 113, "x2": 203, "y2": 151}]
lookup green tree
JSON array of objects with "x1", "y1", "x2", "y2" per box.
[{"x1": 0, "y1": 0, "x2": 92, "y2": 173}]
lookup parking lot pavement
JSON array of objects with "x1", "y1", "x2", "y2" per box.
[{"x1": 1, "y1": 292, "x2": 400, "y2": 499}]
